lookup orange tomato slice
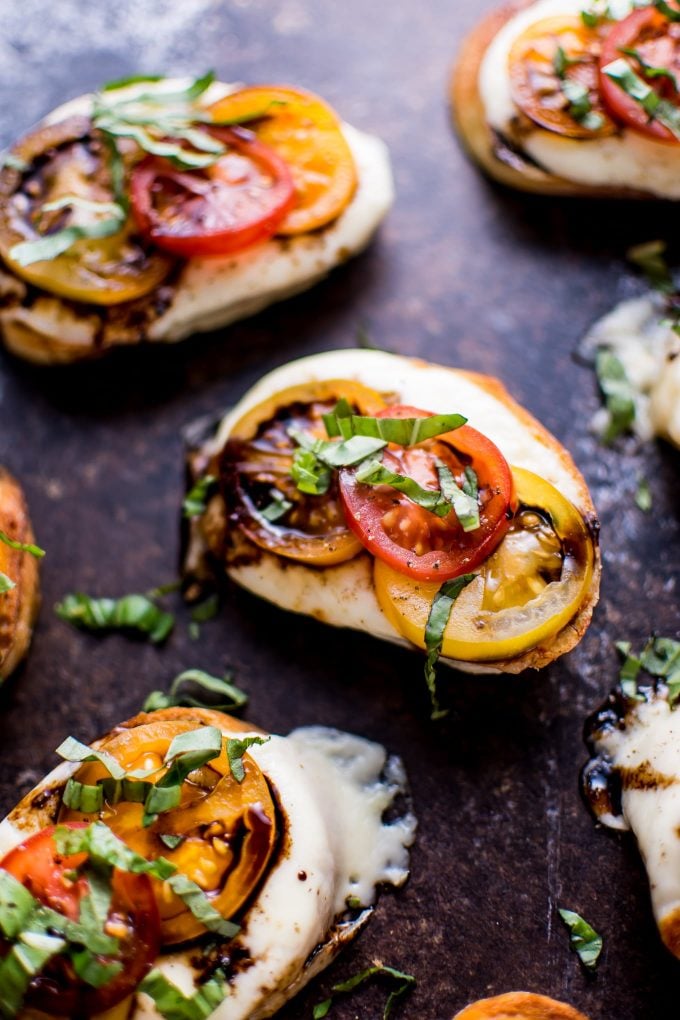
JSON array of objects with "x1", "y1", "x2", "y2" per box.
[{"x1": 207, "y1": 85, "x2": 358, "y2": 234}]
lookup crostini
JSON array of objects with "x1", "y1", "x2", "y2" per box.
[
  {"x1": 0, "y1": 705, "x2": 415, "y2": 1017},
  {"x1": 182, "y1": 349, "x2": 601, "y2": 687},
  {"x1": 452, "y1": 0, "x2": 680, "y2": 198},
  {"x1": 0, "y1": 468, "x2": 41, "y2": 679},
  {"x1": 0, "y1": 74, "x2": 393, "y2": 363}
]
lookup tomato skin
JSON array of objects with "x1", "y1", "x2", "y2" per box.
[
  {"x1": 599, "y1": 8, "x2": 680, "y2": 142},
  {"x1": 130, "y1": 127, "x2": 296, "y2": 257},
  {"x1": 0, "y1": 822, "x2": 160, "y2": 1016},
  {"x1": 339, "y1": 406, "x2": 516, "y2": 582}
]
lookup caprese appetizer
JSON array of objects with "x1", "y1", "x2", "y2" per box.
[
  {"x1": 0, "y1": 469, "x2": 41, "y2": 680},
  {"x1": 182, "y1": 350, "x2": 601, "y2": 710},
  {"x1": 0, "y1": 704, "x2": 415, "y2": 1017},
  {"x1": 452, "y1": 0, "x2": 680, "y2": 198},
  {"x1": 0, "y1": 73, "x2": 393, "y2": 363}
]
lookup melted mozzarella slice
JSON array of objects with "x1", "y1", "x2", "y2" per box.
[
  {"x1": 582, "y1": 294, "x2": 680, "y2": 447},
  {"x1": 478, "y1": 0, "x2": 680, "y2": 199},
  {"x1": 591, "y1": 698, "x2": 680, "y2": 956},
  {"x1": 0, "y1": 721, "x2": 415, "y2": 1020}
]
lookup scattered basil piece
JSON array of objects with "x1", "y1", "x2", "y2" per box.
[
  {"x1": 101, "y1": 72, "x2": 166, "y2": 92},
  {"x1": 581, "y1": 8, "x2": 600, "y2": 26},
  {"x1": 424, "y1": 574, "x2": 477, "y2": 719},
  {"x1": 0, "y1": 573, "x2": 15, "y2": 595},
  {"x1": 595, "y1": 348, "x2": 636, "y2": 442},
  {"x1": 313, "y1": 963, "x2": 416, "y2": 1019},
  {"x1": 146, "y1": 579, "x2": 182, "y2": 599},
  {"x1": 627, "y1": 239, "x2": 675, "y2": 292},
  {"x1": 183, "y1": 475, "x2": 217, "y2": 518},
  {"x1": 0, "y1": 871, "x2": 36, "y2": 940},
  {"x1": 616, "y1": 636, "x2": 680, "y2": 704},
  {"x1": 354, "y1": 459, "x2": 450, "y2": 517},
  {"x1": 0, "y1": 929, "x2": 66, "y2": 1015},
  {"x1": 618, "y1": 46, "x2": 679, "y2": 90},
  {"x1": 603, "y1": 58, "x2": 680, "y2": 139},
  {"x1": 190, "y1": 593, "x2": 219, "y2": 624},
  {"x1": 140, "y1": 969, "x2": 228, "y2": 1020},
  {"x1": 227, "y1": 735, "x2": 270, "y2": 783},
  {"x1": 62, "y1": 778, "x2": 105, "y2": 813},
  {"x1": 56, "y1": 735, "x2": 128, "y2": 780},
  {"x1": 143, "y1": 668, "x2": 248, "y2": 714},
  {"x1": 54, "y1": 822, "x2": 175, "y2": 880},
  {"x1": 289, "y1": 428, "x2": 388, "y2": 468},
  {"x1": 160, "y1": 834, "x2": 184, "y2": 850},
  {"x1": 559, "y1": 907, "x2": 603, "y2": 969},
  {"x1": 165, "y1": 873, "x2": 240, "y2": 938},
  {"x1": 436, "y1": 460, "x2": 480, "y2": 532},
  {"x1": 71, "y1": 947, "x2": 123, "y2": 989},
  {"x1": 635, "y1": 477, "x2": 652, "y2": 512},
  {"x1": 143, "y1": 726, "x2": 223, "y2": 826},
  {"x1": 321, "y1": 407, "x2": 466, "y2": 447},
  {"x1": 552, "y1": 48, "x2": 604, "y2": 129},
  {"x1": 291, "y1": 447, "x2": 332, "y2": 495},
  {"x1": 617, "y1": 640, "x2": 643, "y2": 700},
  {"x1": 655, "y1": 0, "x2": 680, "y2": 20},
  {"x1": 260, "y1": 488, "x2": 293, "y2": 522},
  {"x1": 55, "y1": 592, "x2": 174, "y2": 643},
  {"x1": 9, "y1": 201, "x2": 126, "y2": 268},
  {"x1": 0, "y1": 531, "x2": 45, "y2": 558}
]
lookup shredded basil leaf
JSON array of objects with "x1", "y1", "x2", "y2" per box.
[
  {"x1": 558, "y1": 907, "x2": 603, "y2": 969},
  {"x1": 9, "y1": 201, "x2": 126, "y2": 268},
  {"x1": 144, "y1": 668, "x2": 248, "y2": 714},
  {"x1": 603, "y1": 58, "x2": 680, "y2": 138},
  {"x1": 313, "y1": 963, "x2": 416, "y2": 1019},
  {"x1": 617, "y1": 637, "x2": 680, "y2": 704},
  {"x1": 617, "y1": 640, "x2": 644, "y2": 699},
  {"x1": 143, "y1": 726, "x2": 223, "y2": 826},
  {"x1": 190, "y1": 593, "x2": 219, "y2": 624},
  {"x1": 655, "y1": 0, "x2": 680, "y2": 20},
  {"x1": 165, "y1": 873, "x2": 240, "y2": 938},
  {"x1": 595, "y1": 348, "x2": 636, "y2": 442},
  {"x1": 581, "y1": 8, "x2": 600, "y2": 26},
  {"x1": 321, "y1": 407, "x2": 466, "y2": 446},
  {"x1": 183, "y1": 475, "x2": 217, "y2": 518},
  {"x1": 290, "y1": 447, "x2": 332, "y2": 495},
  {"x1": 62, "y1": 778, "x2": 105, "y2": 813},
  {"x1": 227, "y1": 735, "x2": 270, "y2": 783},
  {"x1": 0, "y1": 573, "x2": 15, "y2": 595},
  {"x1": 102, "y1": 73, "x2": 166, "y2": 92},
  {"x1": 354, "y1": 458, "x2": 450, "y2": 517},
  {"x1": 635, "y1": 476, "x2": 652, "y2": 512},
  {"x1": 56, "y1": 735, "x2": 128, "y2": 780},
  {"x1": 424, "y1": 575, "x2": 477, "y2": 719},
  {"x1": 140, "y1": 969, "x2": 228, "y2": 1020},
  {"x1": 552, "y1": 48, "x2": 604, "y2": 129},
  {"x1": 619, "y1": 45, "x2": 679, "y2": 89},
  {"x1": 54, "y1": 822, "x2": 175, "y2": 880},
  {"x1": 160, "y1": 834, "x2": 184, "y2": 850},
  {"x1": 55, "y1": 592, "x2": 174, "y2": 643},
  {"x1": 71, "y1": 947, "x2": 123, "y2": 989},
  {"x1": 436, "y1": 460, "x2": 480, "y2": 532},
  {"x1": 260, "y1": 488, "x2": 293, "y2": 522},
  {"x1": 0, "y1": 929, "x2": 66, "y2": 1015},
  {"x1": 627, "y1": 239, "x2": 675, "y2": 292},
  {"x1": 0, "y1": 871, "x2": 36, "y2": 940},
  {"x1": 0, "y1": 531, "x2": 45, "y2": 559}
]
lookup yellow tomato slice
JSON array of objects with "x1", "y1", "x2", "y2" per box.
[
  {"x1": 374, "y1": 467, "x2": 594, "y2": 662},
  {"x1": 60, "y1": 709, "x2": 277, "y2": 945},
  {"x1": 0, "y1": 118, "x2": 173, "y2": 305},
  {"x1": 207, "y1": 86, "x2": 358, "y2": 234},
  {"x1": 222, "y1": 379, "x2": 386, "y2": 567}
]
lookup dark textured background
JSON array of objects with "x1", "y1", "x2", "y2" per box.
[{"x1": 1, "y1": 2, "x2": 680, "y2": 1018}]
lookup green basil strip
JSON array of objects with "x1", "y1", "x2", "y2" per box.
[
  {"x1": 354, "y1": 458, "x2": 450, "y2": 517},
  {"x1": 160, "y1": 834, "x2": 184, "y2": 850},
  {"x1": 0, "y1": 531, "x2": 45, "y2": 559},
  {"x1": 595, "y1": 348, "x2": 636, "y2": 442},
  {"x1": 190, "y1": 594, "x2": 219, "y2": 624},
  {"x1": 56, "y1": 735, "x2": 127, "y2": 781},
  {"x1": 55, "y1": 592, "x2": 174, "y2": 643},
  {"x1": 104, "y1": 70, "x2": 217, "y2": 106},
  {"x1": 182, "y1": 475, "x2": 217, "y2": 518},
  {"x1": 79, "y1": 867, "x2": 113, "y2": 932},
  {"x1": 62, "y1": 778, "x2": 105, "y2": 814},
  {"x1": 140, "y1": 969, "x2": 228, "y2": 1020},
  {"x1": 290, "y1": 448, "x2": 331, "y2": 495},
  {"x1": 655, "y1": 0, "x2": 680, "y2": 20},
  {"x1": 436, "y1": 461, "x2": 480, "y2": 532},
  {"x1": 71, "y1": 947, "x2": 123, "y2": 989},
  {"x1": 54, "y1": 822, "x2": 176, "y2": 881},
  {"x1": 424, "y1": 575, "x2": 477, "y2": 719},
  {"x1": 640, "y1": 636, "x2": 680, "y2": 678},
  {"x1": 635, "y1": 476, "x2": 652, "y2": 512},
  {"x1": 322, "y1": 408, "x2": 466, "y2": 446},
  {"x1": 0, "y1": 574, "x2": 15, "y2": 595},
  {"x1": 260, "y1": 488, "x2": 293, "y2": 522},
  {"x1": 165, "y1": 873, "x2": 240, "y2": 938},
  {"x1": 143, "y1": 668, "x2": 248, "y2": 714},
  {"x1": 616, "y1": 640, "x2": 643, "y2": 699},
  {"x1": 142, "y1": 726, "x2": 224, "y2": 826},
  {"x1": 313, "y1": 963, "x2": 416, "y2": 1020},
  {"x1": 165, "y1": 726, "x2": 223, "y2": 763},
  {"x1": 627, "y1": 239, "x2": 675, "y2": 292},
  {"x1": 9, "y1": 205, "x2": 125, "y2": 268},
  {"x1": 619, "y1": 46, "x2": 679, "y2": 89},
  {"x1": 101, "y1": 73, "x2": 166, "y2": 92},
  {"x1": 0, "y1": 930, "x2": 66, "y2": 1016},
  {"x1": 289, "y1": 427, "x2": 388, "y2": 468},
  {"x1": 227, "y1": 736, "x2": 270, "y2": 783},
  {"x1": 603, "y1": 58, "x2": 680, "y2": 138},
  {"x1": 581, "y1": 8, "x2": 599, "y2": 27},
  {"x1": 558, "y1": 908, "x2": 603, "y2": 969},
  {"x1": 95, "y1": 118, "x2": 222, "y2": 171},
  {"x1": 0, "y1": 871, "x2": 36, "y2": 939}
]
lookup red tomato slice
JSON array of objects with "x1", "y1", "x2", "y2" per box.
[
  {"x1": 339, "y1": 406, "x2": 516, "y2": 582},
  {"x1": 0, "y1": 823, "x2": 160, "y2": 1015},
  {"x1": 130, "y1": 126, "x2": 296, "y2": 256},
  {"x1": 599, "y1": 7, "x2": 680, "y2": 142}
]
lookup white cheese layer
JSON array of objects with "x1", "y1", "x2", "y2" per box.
[
  {"x1": 595, "y1": 699, "x2": 680, "y2": 942},
  {"x1": 478, "y1": 0, "x2": 680, "y2": 199},
  {"x1": 0, "y1": 722, "x2": 415, "y2": 1020},
  {"x1": 582, "y1": 294, "x2": 680, "y2": 446},
  {"x1": 211, "y1": 349, "x2": 590, "y2": 667}
]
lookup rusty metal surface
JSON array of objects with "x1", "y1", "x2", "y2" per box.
[{"x1": 1, "y1": 2, "x2": 679, "y2": 1018}]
